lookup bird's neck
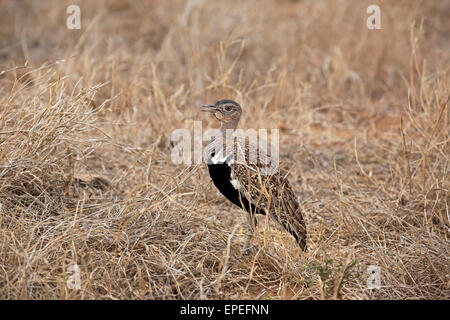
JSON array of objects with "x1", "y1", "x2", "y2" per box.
[
  {"x1": 220, "y1": 119, "x2": 239, "y2": 132},
  {"x1": 207, "y1": 119, "x2": 239, "y2": 155}
]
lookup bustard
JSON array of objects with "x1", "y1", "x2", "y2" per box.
[{"x1": 201, "y1": 99, "x2": 307, "y2": 251}]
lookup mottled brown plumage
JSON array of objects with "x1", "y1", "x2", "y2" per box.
[{"x1": 201, "y1": 99, "x2": 307, "y2": 251}]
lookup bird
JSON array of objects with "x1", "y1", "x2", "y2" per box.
[{"x1": 200, "y1": 99, "x2": 307, "y2": 252}]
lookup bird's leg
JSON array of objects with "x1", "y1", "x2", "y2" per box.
[{"x1": 242, "y1": 212, "x2": 256, "y2": 253}]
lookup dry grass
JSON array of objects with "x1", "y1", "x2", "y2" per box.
[{"x1": 0, "y1": 0, "x2": 448, "y2": 299}]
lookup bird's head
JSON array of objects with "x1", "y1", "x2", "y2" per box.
[{"x1": 200, "y1": 99, "x2": 242, "y2": 125}]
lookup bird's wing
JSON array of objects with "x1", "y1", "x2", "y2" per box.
[
  {"x1": 272, "y1": 177, "x2": 307, "y2": 250},
  {"x1": 232, "y1": 162, "x2": 307, "y2": 250}
]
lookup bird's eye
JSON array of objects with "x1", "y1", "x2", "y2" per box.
[{"x1": 224, "y1": 106, "x2": 232, "y2": 112}]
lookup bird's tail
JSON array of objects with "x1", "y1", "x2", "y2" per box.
[
  {"x1": 255, "y1": 169, "x2": 307, "y2": 251},
  {"x1": 284, "y1": 206, "x2": 308, "y2": 251},
  {"x1": 276, "y1": 185, "x2": 308, "y2": 251}
]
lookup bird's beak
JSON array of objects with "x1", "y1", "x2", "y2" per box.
[{"x1": 200, "y1": 104, "x2": 217, "y2": 112}]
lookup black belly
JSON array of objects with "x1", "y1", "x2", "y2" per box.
[{"x1": 207, "y1": 162, "x2": 265, "y2": 215}]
